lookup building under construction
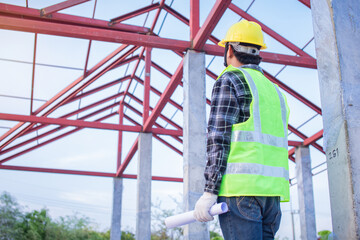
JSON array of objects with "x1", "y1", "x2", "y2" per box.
[{"x1": 0, "y1": 0, "x2": 359, "y2": 239}]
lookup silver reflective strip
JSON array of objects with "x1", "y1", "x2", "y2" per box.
[
  {"x1": 232, "y1": 130, "x2": 288, "y2": 148},
  {"x1": 273, "y1": 84, "x2": 287, "y2": 136},
  {"x1": 226, "y1": 162, "x2": 289, "y2": 180},
  {"x1": 239, "y1": 69, "x2": 261, "y2": 132},
  {"x1": 234, "y1": 68, "x2": 288, "y2": 149}
]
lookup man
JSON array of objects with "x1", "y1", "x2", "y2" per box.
[{"x1": 193, "y1": 20, "x2": 290, "y2": 240}]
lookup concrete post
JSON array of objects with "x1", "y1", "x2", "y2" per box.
[
  {"x1": 183, "y1": 50, "x2": 209, "y2": 240},
  {"x1": 311, "y1": 0, "x2": 360, "y2": 238},
  {"x1": 295, "y1": 146, "x2": 317, "y2": 240},
  {"x1": 136, "y1": 133, "x2": 152, "y2": 240},
  {"x1": 110, "y1": 177, "x2": 123, "y2": 240}
]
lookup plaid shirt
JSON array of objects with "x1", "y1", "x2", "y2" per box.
[{"x1": 204, "y1": 64, "x2": 264, "y2": 194}]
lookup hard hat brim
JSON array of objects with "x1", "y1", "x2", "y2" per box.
[{"x1": 218, "y1": 40, "x2": 267, "y2": 49}]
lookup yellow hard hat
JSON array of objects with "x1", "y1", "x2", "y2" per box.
[{"x1": 218, "y1": 20, "x2": 267, "y2": 49}]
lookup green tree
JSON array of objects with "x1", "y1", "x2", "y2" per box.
[
  {"x1": 318, "y1": 230, "x2": 332, "y2": 240},
  {"x1": 0, "y1": 192, "x2": 110, "y2": 240},
  {"x1": 121, "y1": 230, "x2": 135, "y2": 240},
  {"x1": 151, "y1": 197, "x2": 183, "y2": 240},
  {"x1": 0, "y1": 191, "x2": 24, "y2": 240},
  {"x1": 19, "y1": 208, "x2": 52, "y2": 239},
  {"x1": 210, "y1": 231, "x2": 224, "y2": 240}
]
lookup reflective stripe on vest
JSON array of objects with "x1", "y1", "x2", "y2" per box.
[
  {"x1": 226, "y1": 162, "x2": 289, "y2": 181},
  {"x1": 230, "y1": 69, "x2": 288, "y2": 149}
]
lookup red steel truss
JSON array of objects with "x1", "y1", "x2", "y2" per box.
[{"x1": 0, "y1": 0, "x2": 323, "y2": 180}]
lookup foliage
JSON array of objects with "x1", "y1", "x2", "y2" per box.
[
  {"x1": 121, "y1": 230, "x2": 135, "y2": 240},
  {"x1": 1, "y1": 191, "x2": 226, "y2": 240},
  {"x1": 210, "y1": 231, "x2": 223, "y2": 240},
  {"x1": 0, "y1": 192, "x2": 24, "y2": 240},
  {"x1": 318, "y1": 230, "x2": 332, "y2": 240},
  {"x1": 0, "y1": 191, "x2": 109, "y2": 240},
  {"x1": 151, "y1": 197, "x2": 183, "y2": 240}
]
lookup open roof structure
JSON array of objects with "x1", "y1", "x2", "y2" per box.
[{"x1": 0, "y1": 0, "x2": 328, "y2": 235}]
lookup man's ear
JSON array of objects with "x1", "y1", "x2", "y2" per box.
[{"x1": 227, "y1": 45, "x2": 234, "y2": 58}]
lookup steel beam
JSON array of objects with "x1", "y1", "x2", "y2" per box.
[
  {"x1": 0, "y1": 113, "x2": 141, "y2": 132},
  {"x1": 0, "y1": 44, "x2": 128, "y2": 146},
  {"x1": 117, "y1": 103, "x2": 124, "y2": 170},
  {"x1": 116, "y1": 138, "x2": 138, "y2": 177},
  {"x1": 190, "y1": 0, "x2": 200, "y2": 40},
  {"x1": 0, "y1": 46, "x2": 138, "y2": 151},
  {"x1": 0, "y1": 112, "x2": 183, "y2": 136},
  {"x1": 203, "y1": 44, "x2": 317, "y2": 68},
  {"x1": 40, "y1": 0, "x2": 90, "y2": 16},
  {"x1": 150, "y1": 0, "x2": 165, "y2": 32},
  {"x1": 288, "y1": 125, "x2": 324, "y2": 153},
  {"x1": 124, "y1": 99, "x2": 182, "y2": 132},
  {"x1": 229, "y1": 3, "x2": 313, "y2": 57},
  {"x1": 0, "y1": 112, "x2": 118, "y2": 164},
  {"x1": 0, "y1": 11, "x2": 316, "y2": 68},
  {"x1": 0, "y1": 165, "x2": 115, "y2": 177},
  {"x1": 299, "y1": 0, "x2": 311, "y2": 8},
  {"x1": 192, "y1": 0, "x2": 232, "y2": 50},
  {"x1": 162, "y1": 4, "x2": 219, "y2": 45},
  {"x1": 0, "y1": 165, "x2": 183, "y2": 182},
  {"x1": 142, "y1": 61, "x2": 184, "y2": 132},
  {"x1": 110, "y1": 3, "x2": 160, "y2": 24},
  {"x1": 263, "y1": 70, "x2": 322, "y2": 114},
  {"x1": 69, "y1": 76, "x2": 131, "y2": 103},
  {"x1": 288, "y1": 130, "x2": 323, "y2": 157},
  {"x1": 0, "y1": 15, "x2": 189, "y2": 51},
  {"x1": 143, "y1": 47, "x2": 151, "y2": 124},
  {"x1": 0, "y1": 3, "x2": 148, "y2": 33},
  {"x1": 30, "y1": 34, "x2": 37, "y2": 114},
  {"x1": 1, "y1": 102, "x2": 121, "y2": 155},
  {"x1": 123, "y1": 114, "x2": 182, "y2": 156}
]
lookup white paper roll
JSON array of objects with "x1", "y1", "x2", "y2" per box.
[{"x1": 164, "y1": 202, "x2": 228, "y2": 229}]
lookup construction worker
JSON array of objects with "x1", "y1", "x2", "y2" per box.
[{"x1": 193, "y1": 20, "x2": 290, "y2": 240}]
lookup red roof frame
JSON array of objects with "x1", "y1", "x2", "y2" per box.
[{"x1": 0, "y1": 0, "x2": 323, "y2": 179}]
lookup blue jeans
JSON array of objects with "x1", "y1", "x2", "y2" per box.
[{"x1": 218, "y1": 196, "x2": 281, "y2": 240}]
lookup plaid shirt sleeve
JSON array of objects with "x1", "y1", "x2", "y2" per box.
[{"x1": 204, "y1": 70, "x2": 252, "y2": 194}]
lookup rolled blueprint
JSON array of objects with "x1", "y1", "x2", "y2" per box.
[{"x1": 165, "y1": 202, "x2": 228, "y2": 229}]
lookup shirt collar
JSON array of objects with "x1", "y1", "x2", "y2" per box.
[{"x1": 240, "y1": 64, "x2": 264, "y2": 74}]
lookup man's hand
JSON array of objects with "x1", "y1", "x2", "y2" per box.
[{"x1": 193, "y1": 192, "x2": 218, "y2": 222}]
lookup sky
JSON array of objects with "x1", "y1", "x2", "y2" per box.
[{"x1": 0, "y1": 0, "x2": 331, "y2": 239}]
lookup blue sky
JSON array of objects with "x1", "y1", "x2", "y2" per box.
[{"x1": 0, "y1": 0, "x2": 331, "y2": 238}]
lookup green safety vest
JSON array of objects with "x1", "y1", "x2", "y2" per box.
[{"x1": 218, "y1": 65, "x2": 290, "y2": 202}]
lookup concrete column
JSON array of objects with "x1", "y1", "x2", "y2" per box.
[
  {"x1": 110, "y1": 177, "x2": 123, "y2": 240},
  {"x1": 136, "y1": 133, "x2": 152, "y2": 240},
  {"x1": 295, "y1": 146, "x2": 316, "y2": 240},
  {"x1": 311, "y1": 0, "x2": 360, "y2": 239},
  {"x1": 183, "y1": 50, "x2": 209, "y2": 240}
]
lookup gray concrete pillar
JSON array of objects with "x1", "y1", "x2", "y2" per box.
[
  {"x1": 295, "y1": 146, "x2": 316, "y2": 240},
  {"x1": 136, "y1": 133, "x2": 152, "y2": 240},
  {"x1": 110, "y1": 177, "x2": 123, "y2": 240},
  {"x1": 311, "y1": 0, "x2": 360, "y2": 239},
  {"x1": 183, "y1": 50, "x2": 209, "y2": 240}
]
